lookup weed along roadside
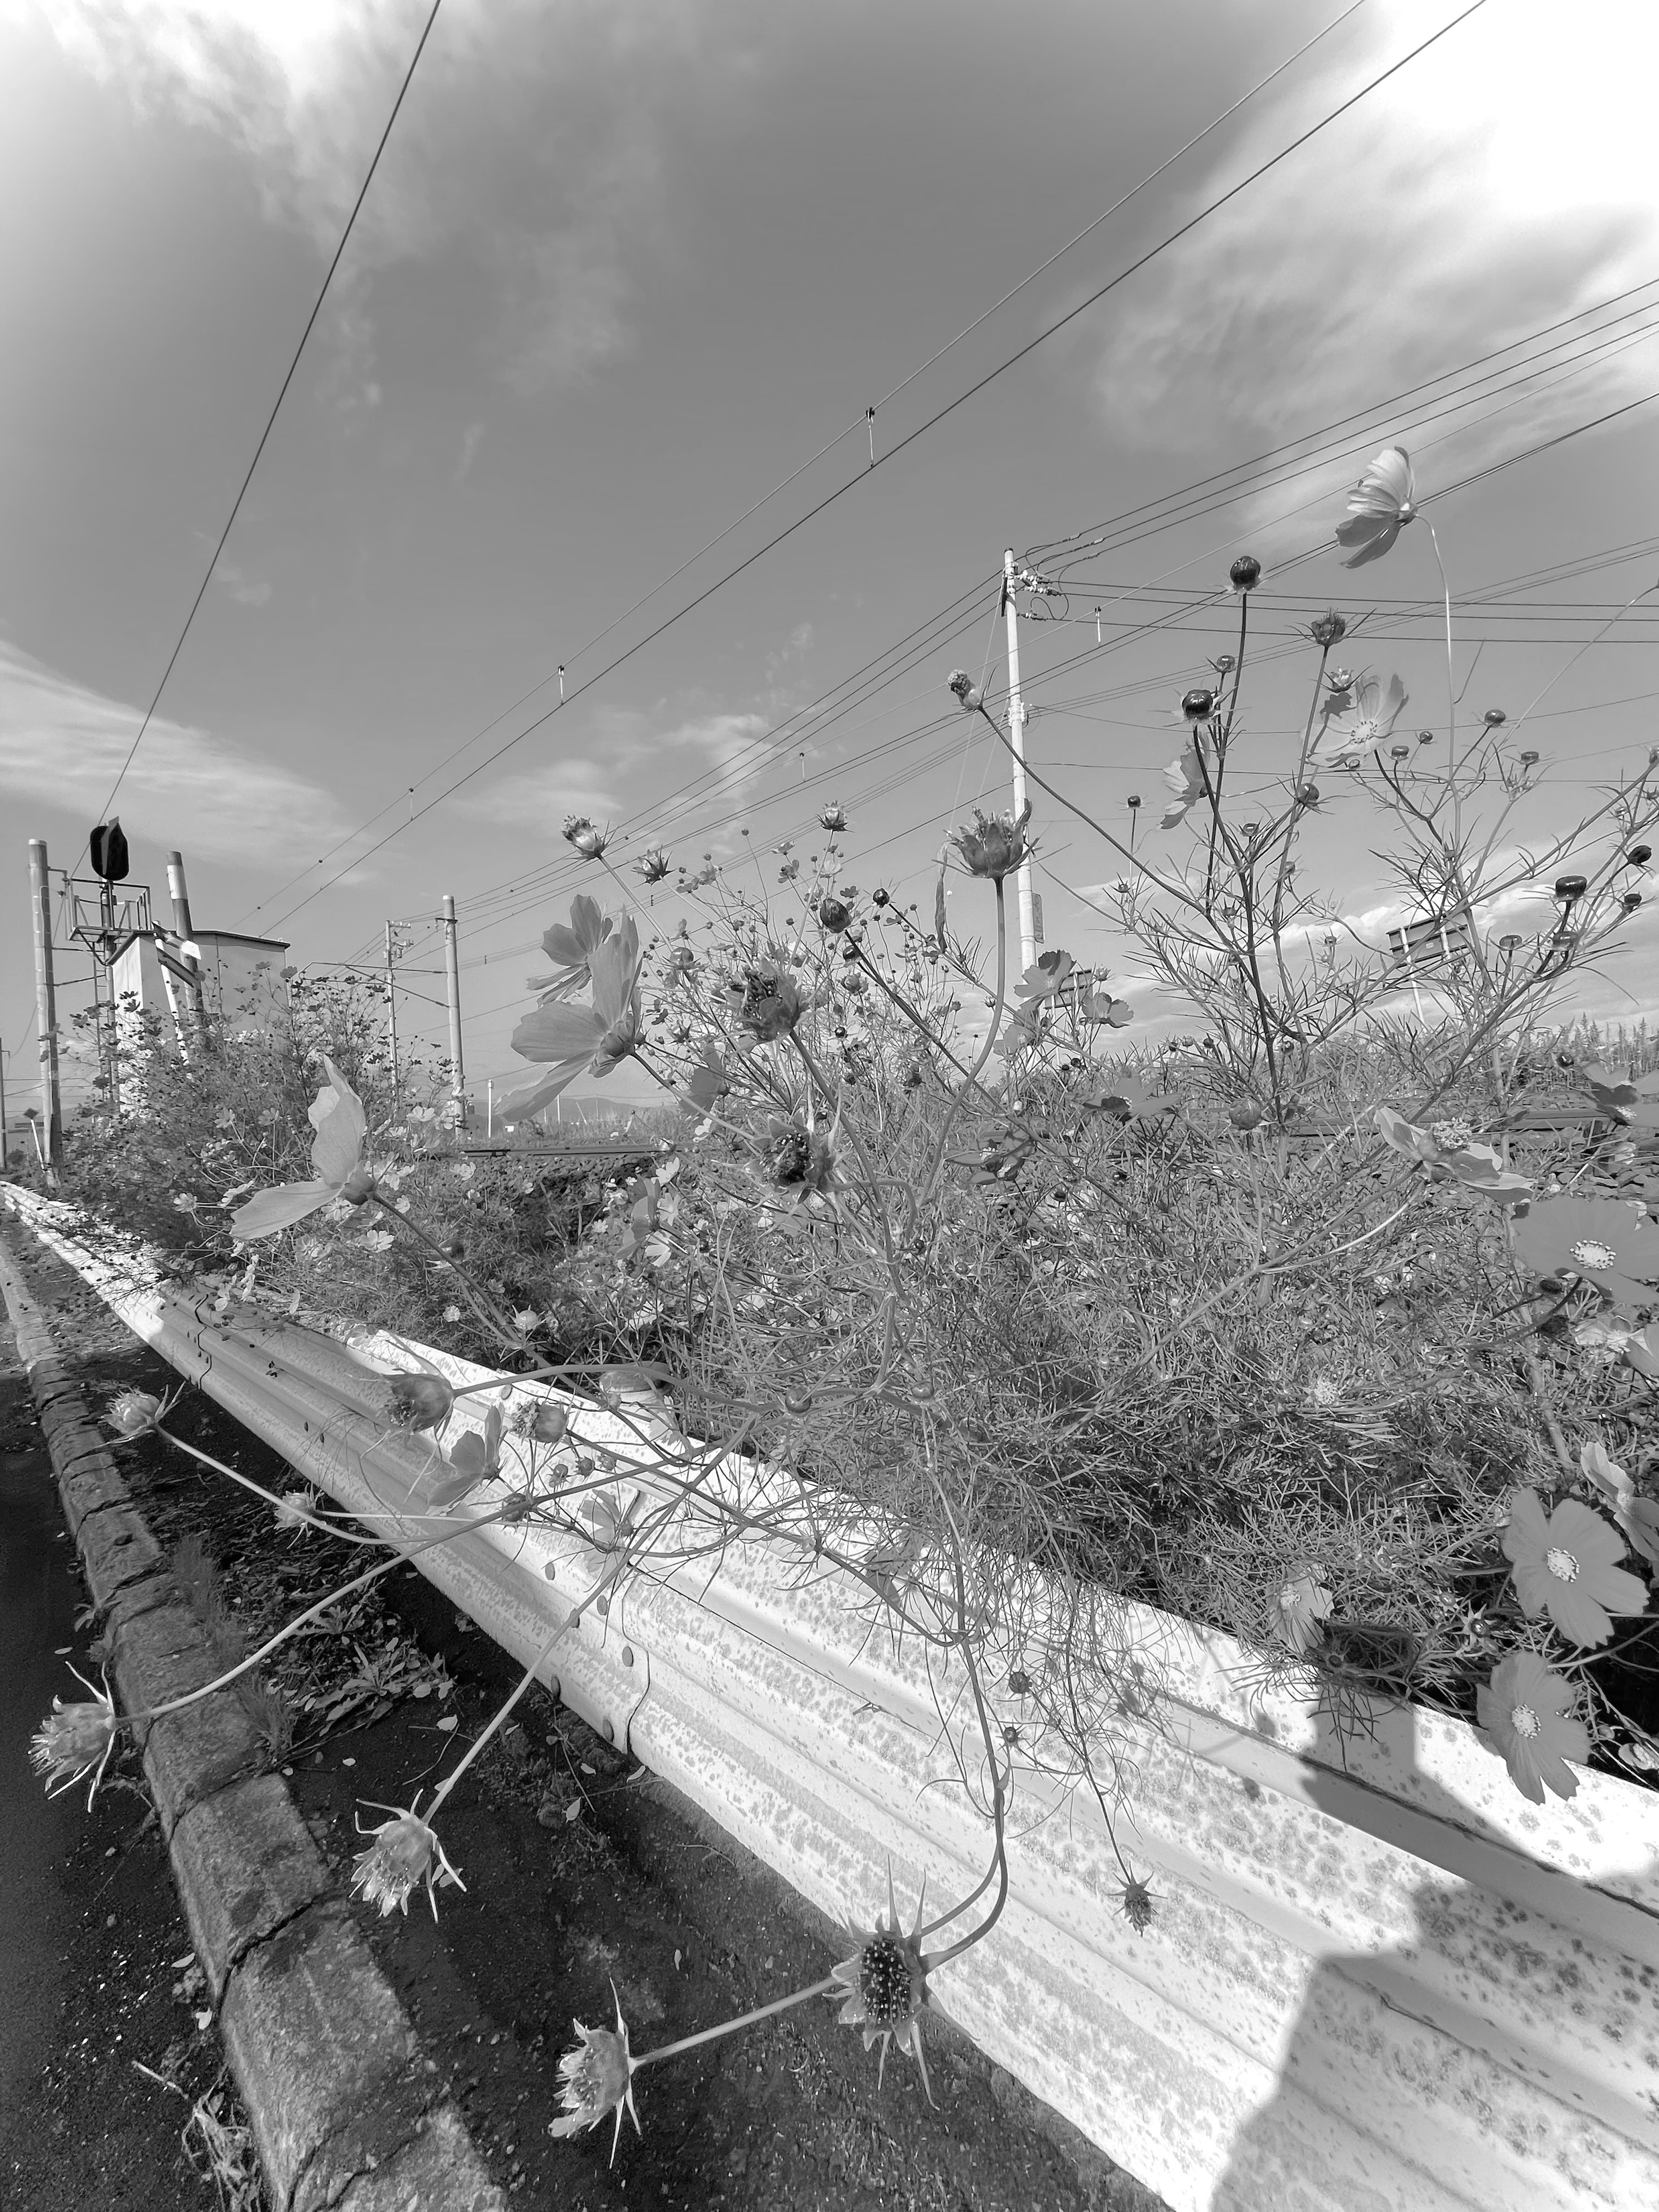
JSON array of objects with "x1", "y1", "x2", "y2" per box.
[
  {"x1": 9, "y1": 496, "x2": 1659, "y2": 2211},
  {"x1": 2, "y1": 1223, "x2": 1152, "y2": 2212}
]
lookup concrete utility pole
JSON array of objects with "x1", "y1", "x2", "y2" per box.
[
  {"x1": 166, "y1": 849, "x2": 207, "y2": 1034},
  {"x1": 27, "y1": 839, "x2": 62, "y2": 1180},
  {"x1": 1003, "y1": 549, "x2": 1037, "y2": 976},
  {"x1": 441, "y1": 893, "x2": 465, "y2": 1123},
  {"x1": 384, "y1": 921, "x2": 400, "y2": 1106}
]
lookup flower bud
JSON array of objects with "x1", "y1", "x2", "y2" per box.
[
  {"x1": 525, "y1": 1401, "x2": 569, "y2": 1444},
  {"x1": 1229, "y1": 1100, "x2": 1264, "y2": 1131},
  {"x1": 1227, "y1": 553, "x2": 1261, "y2": 594},
  {"x1": 384, "y1": 1373, "x2": 455, "y2": 1433},
  {"x1": 1181, "y1": 687, "x2": 1216, "y2": 723},
  {"x1": 819, "y1": 802, "x2": 848, "y2": 833},
  {"x1": 1309, "y1": 610, "x2": 1348, "y2": 648},
  {"x1": 563, "y1": 815, "x2": 610, "y2": 859},
  {"x1": 108, "y1": 1390, "x2": 164, "y2": 1438},
  {"x1": 637, "y1": 847, "x2": 671, "y2": 884},
  {"x1": 341, "y1": 1164, "x2": 376, "y2": 1205},
  {"x1": 818, "y1": 894, "x2": 852, "y2": 934}
]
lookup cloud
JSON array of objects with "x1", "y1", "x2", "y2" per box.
[
  {"x1": 38, "y1": 0, "x2": 743, "y2": 391},
  {"x1": 455, "y1": 419, "x2": 485, "y2": 482},
  {"x1": 1092, "y1": 0, "x2": 1659, "y2": 544},
  {"x1": 0, "y1": 639, "x2": 350, "y2": 862},
  {"x1": 459, "y1": 706, "x2": 771, "y2": 835},
  {"x1": 213, "y1": 560, "x2": 272, "y2": 607}
]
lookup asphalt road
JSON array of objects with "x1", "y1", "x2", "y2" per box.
[{"x1": 0, "y1": 1301, "x2": 232, "y2": 2207}]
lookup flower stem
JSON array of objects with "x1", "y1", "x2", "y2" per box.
[
  {"x1": 158, "y1": 1427, "x2": 381, "y2": 1545},
  {"x1": 427, "y1": 1622, "x2": 567, "y2": 1816},
  {"x1": 632, "y1": 1977, "x2": 837, "y2": 2072},
  {"x1": 124, "y1": 1497, "x2": 519, "y2": 1723}
]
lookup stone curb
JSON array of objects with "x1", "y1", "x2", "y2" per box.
[{"x1": 0, "y1": 1224, "x2": 507, "y2": 2212}]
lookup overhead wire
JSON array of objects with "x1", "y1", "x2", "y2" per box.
[
  {"x1": 256, "y1": 0, "x2": 1491, "y2": 941},
  {"x1": 422, "y1": 281, "x2": 1659, "y2": 948},
  {"x1": 89, "y1": 0, "x2": 447, "y2": 845},
  {"x1": 235, "y1": 0, "x2": 1377, "y2": 936}
]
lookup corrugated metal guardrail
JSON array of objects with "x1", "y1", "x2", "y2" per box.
[{"x1": 5, "y1": 1183, "x2": 1656, "y2": 2212}]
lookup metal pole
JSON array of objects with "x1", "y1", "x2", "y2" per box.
[
  {"x1": 385, "y1": 921, "x2": 400, "y2": 1107},
  {"x1": 0, "y1": 1034, "x2": 7, "y2": 1170},
  {"x1": 100, "y1": 875, "x2": 121, "y2": 1115},
  {"x1": 441, "y1": 893, "x2": 465, "y2": 1123},
  {"x1": 168, "y1": 848, "x2": 208, "y2": 1035},
  {"x1": 28, "y1": 839, "x2": 62, "y2": 1181},
  {"x1": 1004, "y1": 550, "x2": 1037, "y2": 975}
]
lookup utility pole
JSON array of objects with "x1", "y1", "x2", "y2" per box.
[
  {"x1": 0, "y1": 1035, "x2": 8, "y2": 1172},
  {"x1": 166, "y1": 849, "x2": 207, "y2": 1033},
  {"x1": 441, "y1": 893, "x2": 466, "y2": 1124},
  {"x1": 1003, "y1": 549, "x2": 1037, "y2": 975},
  {"x1": 28, "y1": 839, "x2": 62, "y2": 1182},
  {"x1": 384, "y1": 922, "x2": 400, "y2": 1107}
]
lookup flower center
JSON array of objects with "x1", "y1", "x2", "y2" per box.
[
  {"x1": 1545, "y1": 1547, "x2": 1579, "y2": 1582},
  {"x1": 1570, "y1": 1239, "x2": 1618, "y2": 1272},
  {"x1": 858, "y1": 1934, "x2": 916, "y2": 2026},
  {"x1": 1510, "y1": 1703, "x2": 1541, "y2": 1740}
]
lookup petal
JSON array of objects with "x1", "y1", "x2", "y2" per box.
[
  {"x1": 1544, "y1": 1583, "x2": 1615, "y2": 1648},
  {"x1": 230, "y1": 1180, "x2": 337, "y2": 1239},
  {"x1": 511, "y1": 1004, "x2": 606, "y2": 1062},
  {"x1": 1508, "y1": 1561, "x2": 1556, "y2": 1619},
  {"x1": 499, "y1": 1065, "x2": 585, "y2": 1120},
  {"x1": 1340, "y1": 523, "x2": 1402, "y2": 569},
  {"x1": 310, "y1": 1061, "x2": 368, "y2": 1185},
  {"x1": 1545, "y1": 1499, "x2": 1626, "y2": 1569},
  {"x1": 1501, "y1": 1489, "x2": 1549, "y2": 1566}
]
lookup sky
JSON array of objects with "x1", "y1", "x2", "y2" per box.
[{"x1": 2, "y1": 0, "x2": 1656, "y2": 1124}]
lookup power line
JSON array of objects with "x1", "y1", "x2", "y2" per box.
[
  {"x1": 89, "y1": 0, "x2": 446, "y2": 842},
  {"x1": 335, "y1": 268, "x2": 1659, "y2": 960},
  {"x1": 257, "y1": 0, "x2": 1489, "y2": 940},
  {"x1": 232, "y1": 0, "x2": 1372, "y2": 936}
]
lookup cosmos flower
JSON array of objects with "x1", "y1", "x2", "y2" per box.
[
  {"x1": 1500, "y1": 1488, "x2": 1649, "y2": 1647},
  {"x1": 1578, "y1": 1440, "x2": 1659, "y2": 1570},
  {"x1": 819, "y1": 802, "x2": 849, "y2": 833},
  {"x1": 563, "y1": 816, "x2": 610, "y2": 860},
  {"x1": 1512, "y1": 1195, "x2": 1659, "y2": 1319},
  {"x1": 31, "y1": 1665, "x2": 118, "y2": 1809},
  {"x1": 349, "y1": 1793, "x2": 465, "y2": 1919},
  {"x1": 830, "y1": 1869, "x2": 934, "y2": 2099},
  {"x1": 231, "y1": 1059, "x2": 373, "y2": 1239},
  {"x1": 506, "y1": 916, "x2": 644, "y2": 1118},
  {"x1": 952, "y1": 802, "x2": 1034, "y2": 882},
  {"x1": 549, "y1": 1986, "x2": 640, "y2": 2162},
  {"x1": 726, "y1": 964, "x2": 806, "y2": 1043},
  {"x1": 528, "y1": 895, "x2": 614, "y2": 1004},
  {"x1": 1273, "y1": 1565, "x2": 1333, "y2": 1656},
  {"x1": 1335, "y1": 445, "x2": 1416, "y2": 569},
  {"x1": 1476, "y1": 1650, "x2": 1587, "y2": 1805},
  {"x1": 1315, "y1": 672, "x2": 1409, "y2": 766},
  {"x1": 1160, "y1": 731, "x2": 1217, "y2": 829},
  {"x1": 946, "y1": 669, "x2": 983, "y2": 712},
  {"x1": 636, "y1": 848, "x2": 671, "y2": 885},
  {"x1": 273, "y1": 1486, "x2": 324, "y2": 1538}
]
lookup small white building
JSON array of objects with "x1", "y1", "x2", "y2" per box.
[{"x1": 114, "y1": 929, "x2": 291, "y2": 1040}]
